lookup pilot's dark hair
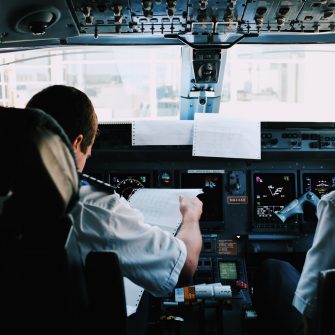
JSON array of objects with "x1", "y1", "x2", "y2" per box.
[{"x1": 26, "y1": 85, "x2": 98, "y2": 153}]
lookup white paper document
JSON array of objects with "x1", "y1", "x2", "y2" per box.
[
  {"x1": 123, "y1": 277, "x2": 144, "y2": 316},
  {"x1": 132, "y1": 120, "x2": 193, "y2": 145},
  {"x1": 124, "y1": 188, "x2": 203, "y2": 316},
  {"x1": 192, "y1": 113, "x2": 261, "y2": 159}
]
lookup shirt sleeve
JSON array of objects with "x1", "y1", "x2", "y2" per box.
[
  {"x1": 292, "y1": 191, "x2": 335, "y2": 320},
  {"x1": 70, "y1": 185, "x2": 187, "y2": 297}
]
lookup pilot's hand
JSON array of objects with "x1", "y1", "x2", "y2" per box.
[{"x1": 179, "y1": 195, "x2": 203, "y2": 222}]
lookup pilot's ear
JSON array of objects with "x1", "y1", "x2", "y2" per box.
[{"x1": 72, "y1": 134, "x2": 84, "y2": 153}]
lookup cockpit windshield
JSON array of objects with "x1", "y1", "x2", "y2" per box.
[{"x1": 0, "y1": 43, "x2": 334, "y2": 122}]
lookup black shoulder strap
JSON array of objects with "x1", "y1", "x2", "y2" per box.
[{"x1": 79, "y1": 173, "x2": 116, "y2": 194}]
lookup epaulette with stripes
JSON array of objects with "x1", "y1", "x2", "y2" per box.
[{"x1": 79, "y1": 173, "x2": 116, "y2": 193}]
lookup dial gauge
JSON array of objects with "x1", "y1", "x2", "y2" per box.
[{"x1": 116, "y1": 178, "x2": 144, "y2": 199}]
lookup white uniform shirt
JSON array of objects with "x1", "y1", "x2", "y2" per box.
[
  {"x1": 292, "y1": 190, "x2": 335, "y2": 320},
  {"x1": 70, "y1": 185, "x2": 187, "y2": 297}
]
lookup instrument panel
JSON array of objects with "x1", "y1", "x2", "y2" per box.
[
  {"x1": 86, "y1": 123, "x2": 335, "y2": 234},
  {"x1": 84, "y1": 122, "x2": 335, "y2": 311},
  {"x1": 96, "y1": 166, "x2": 335, "y2": 234}
]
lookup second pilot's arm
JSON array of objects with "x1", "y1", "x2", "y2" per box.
[
  {"x1": 175, "y1": 195, "x2": 203, "y2": 285},
  {"x1": 292, "y1": 191, "x2": 335, "y2": 334}
]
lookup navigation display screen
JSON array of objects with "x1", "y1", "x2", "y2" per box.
[
  {"x1": 301, "y1": 171, "x2": 335, "y2": 222},
  {"x1": 180, "y1": 172, "x2": 223, "y2": 222},
  {"x1": 252, "y1": 172, "x2": 297, "y2": 225}
]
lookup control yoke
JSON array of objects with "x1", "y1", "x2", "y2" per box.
[{"x1": 276, "y1": 191, "x2": 320, "y2": 223}]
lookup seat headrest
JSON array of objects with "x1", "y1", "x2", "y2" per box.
[{"x1": 0, "y1": 106, "x2": 79, "y2": 222}]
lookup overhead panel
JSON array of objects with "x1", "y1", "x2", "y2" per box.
[
  {"x1": 297, "y1": 0, "x2": 335, "y2": 32},
  {"x1": 241, "y1": 1, "x2": 304, "y2": 33},
  {"x1": 2, "y1": 1, "x2": 335, "y2": 46},
  {"x1": 72, "y1": 0, "x2": 188, "y2": 35},
  {"x1": 70, "y1": 0, "x2": 335, "y2": 36},
  {"x1": 131, "y1": 0, "x2": 188, "y2": 34},
  {"x1": 72, "y1": 0, "x2": 132, "y2": 34},
  {"x1": 187, "y1": 0, "x2": 235, "y2": 34}
]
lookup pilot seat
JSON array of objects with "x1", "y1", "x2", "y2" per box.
[{"x1": 0, "y1": 106, "x2": 128, "y2": 334}]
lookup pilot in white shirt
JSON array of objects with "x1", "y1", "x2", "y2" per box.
[
  {"x1": 293, "y1": 190, "x2": 335, "y2": 320},
  {"x1": 70, "y1": 184, "x2": 187, "y2": 297}
]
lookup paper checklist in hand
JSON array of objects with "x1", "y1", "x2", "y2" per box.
[{"x1": 124, "y1": 188, "x2": 203, "y2": 316}]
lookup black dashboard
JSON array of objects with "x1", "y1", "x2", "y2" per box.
[{"x1": 84, "y1": 121, "x2": 335, "y2": 334}]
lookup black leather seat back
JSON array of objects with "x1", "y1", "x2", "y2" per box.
[
  {"x1": 0, "y1": 106, "x2": 78, "y2": 224},
  {"x1": 85, "y1": 249, "x2": 128, "y2": 334},
  {"x1": 0, "y1": 106, "x2": 129, "y2": 334},
  {"x1": 0, "y1": 106, "x2": 79, "y2": 333},
  {"x1": 65, "y1": 226, "x2": 128, "y2": 335},
  {"x1": 64, "y1": 227, "x2": 90, "y2": 334},
  {"x1": 316, "y1": 268, "x2": 335, "y2": 335}
]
